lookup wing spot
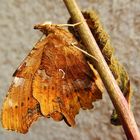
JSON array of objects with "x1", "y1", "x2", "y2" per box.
[
  {"x1": 21, "y1": 102, "x2": 24, "y2": 106},
  {"x1": 15, "y1": 105, "x2": 18, "y2": 108},
  {"x1": 66, "y1": 94, "x2": 69, "y2": 98},
  {"x1": 38, "y1": 69, "x2": 51, "y2": 81},
  {"x1": 74, "y1": 88, "x2": 80, "y2": 92},
  {"x1": 8, "y1": 99, "x2": 13, "y2": 107},
  {"x1": 44, "y1": 86, "x2": 47, "y2": 90},
  {"x1": 59, "y1": 69, "x2": 65, "y2": 79},
  {"x1": 13, "y1": 77, "x2": 25, "y2": 87}
]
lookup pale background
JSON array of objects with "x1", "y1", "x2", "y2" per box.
[{"x1": 0, "y1": 0, "x2": 140, "y2": 140}]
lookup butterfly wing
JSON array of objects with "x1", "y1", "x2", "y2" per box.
[
  {"x1": 1, "y1": 38, "x2": 47, "y2": 133},
  {"x1": 32, "y1": 33, "x2": 102, "y2": 126},
  {"x1": 2, "y1": 25, "x2": 103, "y2": 133}
]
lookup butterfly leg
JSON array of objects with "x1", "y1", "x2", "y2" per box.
[
  {"x1": 56, "y1": 22, "x2": 82, "y2": 27},
  {"x1": 71, "y1": 42, "x2": 98, "y2": 62}
]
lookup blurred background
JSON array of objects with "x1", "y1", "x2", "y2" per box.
[{"x1": 0, "y1": 0, "x2": 140, "y2": 140}]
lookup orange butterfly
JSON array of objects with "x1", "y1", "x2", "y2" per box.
[{"x1": 1, "y1": 23, "x2": 102, "y2": 133}]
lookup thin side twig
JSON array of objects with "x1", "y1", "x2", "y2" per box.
[{"x1": 63, "y1": 0, "x2": 140, "y2": 139}]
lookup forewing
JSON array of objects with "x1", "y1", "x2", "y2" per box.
[{"x1": 1, "y1": 38, "x2": 47, "y2": 133}]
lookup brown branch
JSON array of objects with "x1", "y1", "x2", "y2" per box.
[{"x1": 63, "y1": 0, "x2": 140, "y2": 139}]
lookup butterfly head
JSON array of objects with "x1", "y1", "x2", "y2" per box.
[{"x1": 34, "y1": 22, "x2": 56, "y2": 35}]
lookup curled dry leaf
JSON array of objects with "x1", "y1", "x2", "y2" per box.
[{"x1": 1, "y1": 23, "x2": 103, "y2": 133}]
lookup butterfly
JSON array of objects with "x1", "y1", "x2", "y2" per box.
[{"x1": 1, "y1": 23, "x2": 102, "y2": 133}]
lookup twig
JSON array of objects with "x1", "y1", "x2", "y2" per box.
[{"x1": 63, "y1": 0, "x2": 140, "y2": 139}]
